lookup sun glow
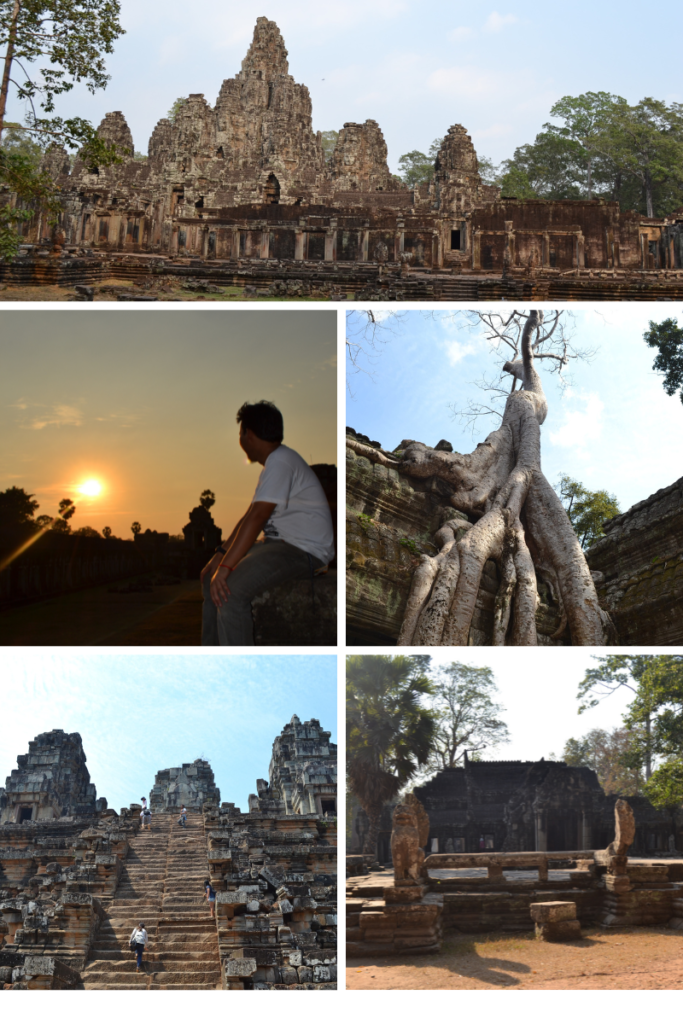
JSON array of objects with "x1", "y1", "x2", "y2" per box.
[{"x1": 78, "y1": 479, "x2": 103, "y2": 497}]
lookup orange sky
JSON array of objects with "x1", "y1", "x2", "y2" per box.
[{"x1": 0, "y1": 309, "x2": 336, "y2": 538}]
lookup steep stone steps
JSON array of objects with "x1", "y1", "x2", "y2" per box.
[{"x1": 83, "y1": 812, "x2": 221, "y2": 990}]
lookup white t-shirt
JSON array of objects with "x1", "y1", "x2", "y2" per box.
[{"x1": 252, "y1": 445, "x2": 335, "y2": 565}]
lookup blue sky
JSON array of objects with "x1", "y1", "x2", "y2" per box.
[
  {"x1": 346, "y1": 307, "x2": 683, "y2": 513},
  {"x1": 0, "y1": 653, "x2": 337, "y2": 812},
  {"x1": 6, "y1": 1, "x2": 681, "y2": 171}
]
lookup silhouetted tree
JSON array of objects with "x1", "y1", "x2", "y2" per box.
[
  {"x1": 131, "y1": 521, "x2": 141, "y2": 536},
  {"x1": 0, "y1": 485, "x2": 39, "y2": 526},
  {"x1": 199, "y1": 489, "x2": 216, "y2": 510},
  {"x1": 102, "y1": 525, "x2": 112, "y2": 539}
]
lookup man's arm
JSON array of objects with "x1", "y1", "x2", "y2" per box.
[
  {"x1": 199, "y1": 511, "x2": 248, "y2": 584},
  {"x1": 209, "y1": 501, "x2": 276, "y2": 607}
]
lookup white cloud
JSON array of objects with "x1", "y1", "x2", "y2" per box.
[
  {"x1": 548, "y1": 392, "x2": 604, "y2": 449},
  {"x1": 28, "y1": 405, "x2": 83, "y2": 431},
  {"x1": 484, "y1": 11, "x2": 518, "y2": 32},
  {"x1": 444, "y1": 340, "x2": 477, "y2": 365},
  {"x1": 448, "y1": 26, "x2": 475, "y2": 41}
]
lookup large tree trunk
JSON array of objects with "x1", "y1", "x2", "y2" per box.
[
  {"x1": 363, "y1": 808, "x2": 382, "y2": 859},
  {"x1": 0, "y1": 1, "x2": 21, "y2": 141},
  {"x1": 349, "y1": 312, "x2": 612, "y2": 647}
]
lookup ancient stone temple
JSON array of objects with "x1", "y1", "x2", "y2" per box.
[
  {"x1": 7, "y1": 17, "x2": 683, "y2": 299},
  {"x1": 0, "y1": 730, "x2": 99, "y2": 824},
  {"x1": 249, "y1": 715, "x2": 337, "y2": 816},
  {"x1": 149, "y1": 759, "x2": 220, "y2": 812},
  {"x1": 1, "y1": 724, "x2": 337, "y2": 989}
]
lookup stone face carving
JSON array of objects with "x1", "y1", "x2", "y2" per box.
[{"x1": 391, "y1": 793, "x2": 429, "y2": 883}]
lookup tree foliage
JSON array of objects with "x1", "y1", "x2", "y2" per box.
[
  {"x1": 319, "y1": 129, "x2": 338, "y2": 163},
  {"x1": 130, "y1": 520, "x2": 141, "y2": 536},
  {"x1": 346, "y1": 655, "x2": 435, "y2": 856},
  {"x1": 0, "y1": 484, "x2": 39, "y2": 525},
  {"x1": 0, "y1": 0, "x2": 125, "y2": 258},
  {"x1": 555, "y1": 474, "x2": 621, "y2": 550},
  {"x1": 644, "y1": 759, "x2": 683, "y2": 811},
  {"x1": 644, "y1": 317, "x2": 683, "y2": 405},
  {"x1": 397, "y1": 139, "x2": 442, "y2": 188},
  {"x1": 557, "y1": 726, "x2": 644, "y2": 795},
  {"x1": 102, "y1": 525, "x2": 111, "y2": 539},
  {"x1": 167, "y1": 97, "x2": 185, "y2": 123},
  {"x1": 492, "y1": 92, "x2": 683, "y2": 217},
  {"x1": 420, "y1": 662, "x2": 509, "y2": 776},
  {"x1": 199, "y1": 489, "x2": 216, "y2": 510}
]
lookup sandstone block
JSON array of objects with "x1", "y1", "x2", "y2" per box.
[
  {"x1": 224, "y1": 957, "x2": 257, "y2": 977},
  {"x1": 535, "y1": 919, "x2": 582, "y2": 942},
  {"x1": 530, "y1": 901, "x2": 577, "y2": 924}
]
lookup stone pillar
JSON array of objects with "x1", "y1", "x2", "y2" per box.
[
  {"x1": 542, "y1": 232, "x2": 550, "y2": 268},
  {"x1": 260, "y1": 229, "x2": 270, "y2": 259},
  {"x1": 576, "y1": 232, "x2": 585, "y2": 268},
  {"x1": 504, "y1": 221, "x2": 514, "y2": 268},
  {"x1": 535, "y1": 812, "x2": 547, "y2": 852},
  {"x1": 394, "y1": 220, "x2": 405, "y2": 260},
  {"x1": 294, "y1": 231, "x2": 305, "y2": 261},
  {"x1": 361, "y1": 225, "x2": 370, "y2": 262},
  {"x1": 171, "y1": 227, "x2": 179, "y2": 255},
  {"x1": 581, "y1": 813, "x2": 592, "y2": 850},
  {"x1": 325, "y1": 224, "x2": 337, "y2": 262},
  {"x1": 471, "y1": 229, "x2": 479, "y2": 270},
  {"x1": 432, "y1": 231, "x2": 441, "y2": 268},
  {"x1": 232, "y1": 227, "x2": 240, "y2": 260}
]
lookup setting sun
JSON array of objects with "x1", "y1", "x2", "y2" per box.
[{"x1": 78, "y1": 479, "x2": 103, "y2": 497}]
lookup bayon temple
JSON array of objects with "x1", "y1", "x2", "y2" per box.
[
  {"x1": 5, "y1": 17, "x2": 683, "y2": 300},
  {"x1": 0, "y1": 718, "x2": 337, "y2": 990}
]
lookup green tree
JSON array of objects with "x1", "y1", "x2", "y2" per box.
[
  {"x1": 555, "y1": 474, "x2": 620, "y2": 549},
  {"x1": 644, "y1": 759, "x2": 683, "y2": 814},
  {"x1": 398, "y1": 139, "x2": 442, "y2": 188},
  {"x1": 476, "y1": 155, "x2": 500, "y2": 186},
  {"x1": 543, "y1": 91, "x2": 624, "y2": 198},
  {"x1": 346, "y1": 654, "x2": 436, "y2": 858},
  {"x1": 498, "y1": 163, "x2": 538, "y2": 199},
  {"x1": 199, "y1": 489, "x2": 215, "y2": 510},
  {"x1": 167, "y1": 97, "x2": 185, "y2": 123},
  {"x1": 593, "y1": 98, "x2": 683, "y2": 218},
  {"x1": 644, "y1": 317, "x2": 683, "y2": 404},
  {"x1": 319, "y1": 129, "x2": 338, "y2": 163},
  {"x1": 421, "y1": 662, "x2": 509, "y2": 776},
  {"x1": 0, "y1": 0, "x2": 125, "y2": 258},
  {"x1": 130, "y1": 520, "x2": 141, "y2": 536},
  {"x1": 558, "y1": 727, "x2": 644, "y2": 795},
  {"x1": 0, "y1": 484, "x2": 38, "y2": 525}
]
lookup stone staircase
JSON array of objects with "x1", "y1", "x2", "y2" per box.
[{"x1": 82, "y1": 812, "x2": 221, "y2": 990}]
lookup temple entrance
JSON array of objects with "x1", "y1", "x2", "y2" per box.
[
  {"x1": 264, "y1": 173, "x2": 281, "y2": 204},
  {"x1": 18, "y1": 807, "x2": 32, "y2": 822}
]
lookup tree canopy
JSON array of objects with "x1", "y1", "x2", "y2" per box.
[
  {"x1": 644, "y1": 317, "x2": 683, "y2": 404},
  {"x1": 555, "y1": 474, "x2": 621, "y2": 550},
  {"x1": 480, "y1": 92, "x2": 683, "y2": 217},
  {"x1": 0, "y1": 0, "x2": 125, "y2": 258},
  {"x1": 556, "y1": 726, "x2": 644, "y2": 795},
  {"x1": 346, "y1": 654, "x2": 435, "y2": 856},
  {"x1": 420, "y1": 662, "x2": 509, "y2": 776},
  {"x1": 199, "y1": 489, "x2": 216, "y2": 510},
  {"x1": 0, "y1": 484, "x2": 39, "y2": 525},
  {"x1": 397, "y1": 138, "x2": 442, "y2": 188}
]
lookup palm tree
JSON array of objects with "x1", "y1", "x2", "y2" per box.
[{"x1": 347, "y1": 655, "x2": 436, "y2": 859}]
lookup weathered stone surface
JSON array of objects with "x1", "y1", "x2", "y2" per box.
[
  {"x1": 587, "y1": 476, "x2": 683, "y2": 645},
  {"x1": 0, "y1": 730, "x2": 97, "y2": 824},
  {"x1": 608, "y1": 799, "x2": 637, "y2": 856},
  {"x1": 530, "y1": 901, "x2": 577, "y2": 924},
  {"x1": 149, "y1": 759, "x2": 219, "y2": 812}
]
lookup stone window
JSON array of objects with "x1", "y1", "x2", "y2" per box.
[
  {"x1": 264, "y1": 174, "x2": 281, "y2": 204},
  {"x1": 450, "y1": 229, "x2": 461, "y2": 250},
  {"x1": 18, "y1": 806, "x2": 32, "y2": 823},
  {"x1": 320, "y1": 798, "x2": 336, "y2": 815}
]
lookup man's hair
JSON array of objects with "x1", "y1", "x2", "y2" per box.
[{"x1": 236, "y1": 401, "x2": 283, "y2": 442}]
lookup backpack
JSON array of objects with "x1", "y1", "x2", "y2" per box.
[{"x1": 143, "y1": 809, "x2": 151, "y2": 819}]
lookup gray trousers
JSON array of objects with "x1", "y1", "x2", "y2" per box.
[{"x1": 201, "y1": 539, "x2": 322, "y2": 646}]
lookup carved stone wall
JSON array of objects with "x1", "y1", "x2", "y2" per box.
[
  {"x1": 250, "y1": 715, "x2": 337, "y2": 816},
  {"x1": 587, "y1": 475, "x2": 683, "y2": 645}
]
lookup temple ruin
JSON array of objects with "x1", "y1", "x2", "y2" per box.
[
  {"x1": 347, "y1": 794, "x2": 683, "y2": 958},
  {"x1": 0, "y1": 721, "x2": 337, "y2": 990},
  {"x1": 4, "y1": 17, "x2": 683, "y2": 300},
  {"x1": 349, "y1": 756, "x2": 676, "y2": 864}
]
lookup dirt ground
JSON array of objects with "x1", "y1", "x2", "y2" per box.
[
  {"x1": 0, "y1": 577, "x2": 200, "y2": 645},
  {"x1": 347, "y1": 927, "x2": 683, "y2": 990},
  {"x1": 0, "y1": 280, "x2": 347, "y2": 302}
]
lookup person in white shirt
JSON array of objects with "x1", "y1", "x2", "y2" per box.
[
  {"x1": 140, "y1": 806, "x2": 152, "y2": 830},
  {"x1": 200, "y1": 401, "x2": 335, "y2": 646},
  {"x1": 130, "y1": 921, "x2": 148, "y2": 972}
]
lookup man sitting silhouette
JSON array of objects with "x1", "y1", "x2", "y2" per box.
[{"x1": 200, "y1": 400, "x2": 335, "y2": 645}]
